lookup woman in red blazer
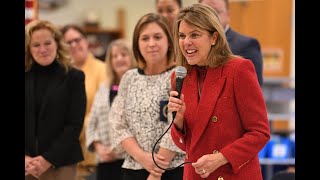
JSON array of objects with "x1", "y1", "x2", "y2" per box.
[{"x1": 168, "y1": 4, "x2": 270, "y2": 180}]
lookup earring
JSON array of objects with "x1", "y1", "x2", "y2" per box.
[{"x1": 212, "y1": 43, "x2": 215, "y2": 46}]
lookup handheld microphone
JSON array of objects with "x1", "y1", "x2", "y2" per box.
[
  {"x1": 172, "y1": 66, "x2": 187, "y2": 120},
  {"x1": 152, "y1": 66, "x2": 189, "y2": 171}
]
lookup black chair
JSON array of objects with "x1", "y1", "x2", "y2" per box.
[{"x1": 271, "y1": 170, "x2": 295, "y2": 180}]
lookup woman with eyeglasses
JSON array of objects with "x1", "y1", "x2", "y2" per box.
[
  {"x1": 61, "y1": 25, "x2": 107, "y2": 180},
  {"x1": 25, "y1": 20, "x2": 86, "y2": 180}
]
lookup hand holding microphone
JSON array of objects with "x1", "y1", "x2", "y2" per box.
[
  {"x1": 168, "y1": 66, "x2": 187, "y2": 130},
  {"x1": 152, "y1": 66, "x2": 188, "y2": 171}
]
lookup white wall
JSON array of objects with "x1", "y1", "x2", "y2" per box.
[{"x1": 39, "y1": 0, "x2": 198, "y2": 42}]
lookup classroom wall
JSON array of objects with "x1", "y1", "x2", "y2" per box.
[
  {"x1": 38, "y1": 0, "x2": 294, "y2": 76},
  {"x1": 38, "y1": 0, "x2": 197, "y2": 42}
]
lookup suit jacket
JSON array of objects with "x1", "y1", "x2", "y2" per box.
[
  {"x1": 25, "y1": 64, "x2": 86, "y2": 168},
  {"x1": 171, "y1": 58, "x2": 270, "y2": 180},
  {"x1": 226, "y1": 28, "x2": 263, "y2": 86}
]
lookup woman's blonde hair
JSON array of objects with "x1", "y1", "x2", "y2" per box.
[
  {"x1": 25, "y1": 20, "x2": 71, "y2": 72},
  {"x1": 105, "y1": 39, "x2": 136, "y2": 86},
  {"x1": 173, "y1": 3, "x2": 237, "y2": 70}
]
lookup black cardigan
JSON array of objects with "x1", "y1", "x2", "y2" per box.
[{"x1": 25, "y1": 61, "x2": 86, "y2": 168}]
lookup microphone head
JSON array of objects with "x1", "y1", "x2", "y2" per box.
[{"x1": 176, "y1": 66, "x2": 187, "y2": 79}]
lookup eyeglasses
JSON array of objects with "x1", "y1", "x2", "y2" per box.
[{"x1": 66, "y1": 37, "x2": 83, "y2": 45}]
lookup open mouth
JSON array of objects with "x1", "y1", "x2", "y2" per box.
[{"x1": 186, "y1": 49, "x2": 197, "y2": 54}]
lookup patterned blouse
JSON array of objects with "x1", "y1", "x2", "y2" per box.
[
  {"x1": 109, "y1": 68, "x2": 185, "y2": 170},
  {"x1": 85, "y1": 83, "x2": 126, "y2": 162}
]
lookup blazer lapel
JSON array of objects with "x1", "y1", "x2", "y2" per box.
[
  {"x1": 182, "y1": 67, "x2": 198, "y2": 114},
  {"x1": 190, "y1": 67, "x2": 226, "y2": 149},
  {"x1": 182, "y1": 67, "x2": 199, "y2": 137}
]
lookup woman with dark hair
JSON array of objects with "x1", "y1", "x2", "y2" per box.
[{"x1": 156, "y1": 0, "x2": 182, "y2": 34}]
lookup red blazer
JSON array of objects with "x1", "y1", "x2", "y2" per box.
[{"x1": 171, "y1": 58, "x2": 270, "y2": 180}]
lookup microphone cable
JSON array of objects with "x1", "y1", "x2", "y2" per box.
[
  {"x1": 152, "y1": 66, "x2": 190, "y2": 170},
  {"x1": 151, "y1": 115, "x2": 193, "y2": 171}
]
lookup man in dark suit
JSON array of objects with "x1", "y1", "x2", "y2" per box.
[{"x1": 199, "y1": 0, "x2": 263, "y2": 86}]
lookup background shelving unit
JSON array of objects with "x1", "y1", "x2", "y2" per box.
[
  {"x1": 83, "y1": 8, "x2": 125, "y2": 61},
  {"x1": 260, "y1": 76, "x2": 295, "y2": 180}
]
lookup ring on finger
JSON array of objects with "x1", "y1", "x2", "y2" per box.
[{"x1": 202, "y1": 169, "x2": 206, "y2": 174}]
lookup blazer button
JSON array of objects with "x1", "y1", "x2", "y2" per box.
[
  {"x1": 218, "y1": 176, "x2": 224, "y2": 180},
  {"x1": 213, "y1": 150, "x2": 219, "y2": 154},
  {"x1": 211, "y1": 116, "x2": 218, "y2": 122}
]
